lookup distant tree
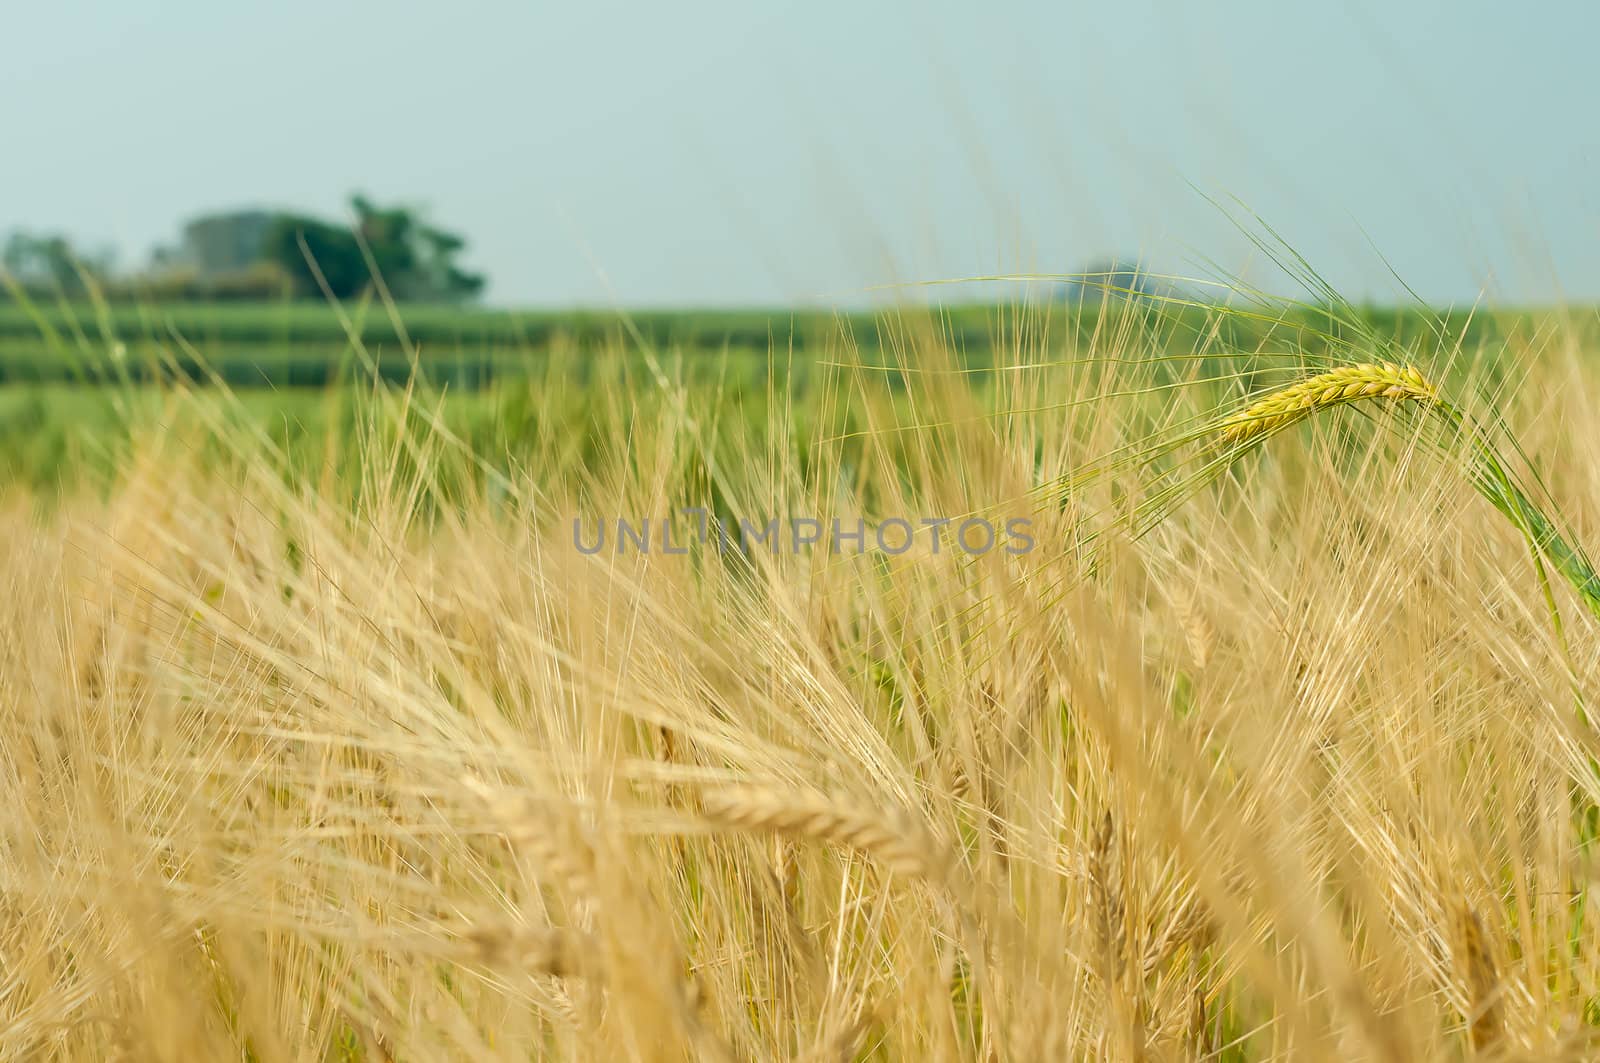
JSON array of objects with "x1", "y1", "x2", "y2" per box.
[
  {"x1": 263, "y1": 195, "x2": 485, "y2": 302},
  {"x1": 2, "y1": 230, "x2": 115, "y2": 293},
  {"x1": 263, "y1": 214, "x2": 368, "y2": 299}
]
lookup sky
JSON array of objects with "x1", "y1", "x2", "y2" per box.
[{"x1": 3, "y1": 0, "x2": 1597, "y2": 307}]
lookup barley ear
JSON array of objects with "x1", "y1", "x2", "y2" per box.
[
  {"x1": 462, "y1": 924, "x2": 594, "y2": 979},
  {"x1": 1454, "y1": 903, "x2": 1502, "y2": 1053},
  {"x1": 701, "y1": 784, "x2": 950, "y2": 881},
  {"x1": 1217, "y1": 362, "x2": 1437, "y2": 449}
]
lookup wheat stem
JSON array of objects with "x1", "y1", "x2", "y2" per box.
[{"x1": 1218, "y1": 364, "x2": 1600, "y2": 630}]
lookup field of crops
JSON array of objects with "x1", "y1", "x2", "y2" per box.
[
  {"x1": 0, "y1": 294, "x2": 1563, "y2": 388},
  {"x1": 4, "y1": 290, "x2": 1600, "y2": 1060}
]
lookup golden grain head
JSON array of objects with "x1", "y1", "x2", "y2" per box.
[
  {"x1": 463, "y1": 924, "x2": 592, "y2": 978},
  {"x1": 701, "y1": 784, "x2": 948, "y2": 880},
  {"x1": 1455, "y1": 904, "x2": 1502, "y2": 1051},
  {"x1": 1218, "y1": 362, "x2": 1438, "y2": 448}
]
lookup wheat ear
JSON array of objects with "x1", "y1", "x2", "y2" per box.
[
  {"x1": 1088, "y1": 811, "x2": 1127, "y2": 985},
  {"x1": 463, "y1": 924, "x2": 595, "y2": 978},
  {"x1": 1454, "y1": 904, "x2": 1503, "y2": 1053},
  {"x1": 1170, "y1": 584, "x2": 1215, "y2": 671},
  {"x1": 462, "y1": 777, "x2": 598, "y2": 903},
  {"x1": 701, "y1": 785, "x2": 948, "y2": 880},
  {"x1": 1217, "y1": 364, "x2": 1600, "y2": 623},
  {"x1": 1218, "y1": 362, "x2": 1436, "y2": 447},
  {"x1": 1087, "y1": 810, "x2": 1155, "y2": 1060}
]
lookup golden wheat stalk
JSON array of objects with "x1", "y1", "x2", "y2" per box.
[
  {"x1": 1218, "y1": 362, "x2": 1437, "y2": 447},
  {"x1": 1454, "y1": 904, "x2": 1503, "y2": 1053},
  {"x1": 462, "y1": 924, "x2": 594, "y2": 978},
  {"x1": 1170, "y1": 584, "x2": 1215, "y2": 671},
  {"x1": 1088, "y1": 810, "x2": 1151, "y2": 1060},
  {"x1": 1088, "y1": 810, "x2": 1127, "y2": 985},
  {"x1": 701, "y1": 784, "x2": 948, "y2": 880},
  {"x1": 462, "y1": 777, "x2": 599, "y2": 904}
]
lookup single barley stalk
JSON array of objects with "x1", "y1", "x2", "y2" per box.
[
  {"x1": 1170, "y1": 584, "x2": 1215, "y2": 671},
  {"x1": 945, "y1": 756, "x2": 973, "y2": 803},
  {"x1": 462, "y1": 777, "x2": 598, "y2": 904},
  {"x1": 1217, "y1": 362, "x2": 1437, "y2": 448},
  {"x1": 1214, "y1": 362, "x2": 1600, "y2": 630},
  {"x1": 701, "y1": 784, "x2": 949, "y2": 880},
  {"x1": 1089, "y1": 810, "x2": 1153, "y2": 1062},
  {"x1": 656, "y1": 724, "x2": 699, "y2": 811},
  {"x1": 1088, "y1": 811, "x2": 1127, "y2": 986},
  {"x1": 1454, "y1": 904, "x2": 1502, "y2": 1053},
  {"x1": 463, "y1": 924, "x2": 594, "y2": 978},
  {"x1": 1141, "y1": 890, "x2": 1211, "y2": 980},
  {"x1": 1186, "y1": 988, "x2": 1216, "y2": 1058},
  {"x1": 771, "y1": 835, "x2": 800, "y2": 911}
]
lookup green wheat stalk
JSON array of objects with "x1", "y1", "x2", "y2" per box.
[{"x1": 1211, "y1": 361, "x2": 1600, "y2": 624}]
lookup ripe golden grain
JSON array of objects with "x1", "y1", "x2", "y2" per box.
[
  {"x1": 1170, "y1": 585, "x2": 1215, "y2": 671},
  {"x1": 1088, "y1": 810, "x2": 1127, "y2": 985},
  {"x1": 463, "y1": 779, "x2": 600, "y2": 910},
  {"x1": 770, "y1": 835, "x2": 800, "y2": 910},
  {"x1": 1218, "y1": 362, "x2": 1437, "y2": 447},
  {"x1": 463, "y1": 924, "x2": 593, "y2": 978},
  {"x1": 701, "y1": 784, "x2": 948, "y2": 880},
  {"x1": 1186, "y1": 989, "x2": 1216, "y2": 1058},
  {"x1": 1455, "y1": 904, "x2": 1502, "y2": 1053},
  {"x1": 1089, "y1": 810, "x2": 1154, "y2": 1061},
  {"x1": 947, "y1": 760, "x2": 973, "y2": 803}
]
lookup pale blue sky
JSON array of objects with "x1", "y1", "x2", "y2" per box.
[{"x1": 4, "y1": 1, "x2": 1595, "y2": 306}]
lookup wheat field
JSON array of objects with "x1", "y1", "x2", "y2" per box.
[{"x1": 5, "y1": 295, "x2": 1600, "y2": 1061}]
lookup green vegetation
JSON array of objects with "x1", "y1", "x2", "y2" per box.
[
  {"x1": 0, "y1": 292, "x2": 1583, "y2": 389},
  {"x1": 262, "y1": 194, "x2": 486, "y2": 301}
]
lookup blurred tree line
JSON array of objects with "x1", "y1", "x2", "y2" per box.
[
  {"x1": 1, "y1": 232, "x2": 118, "y2": 294},
  {"x1": 2, "y1": 194, "x2": 485, "y2": 303}
]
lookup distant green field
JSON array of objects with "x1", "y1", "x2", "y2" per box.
[
  {"x1": 0, "y1": 369, "x2": 828, "y2": 493},
  {"x1": 0, "y1": 300, "x2": 846, "y2": 359},
  {"x1": 0, "y1": 297, "x2": 1564, "y2": 389},
  {"x1": 0, "y1": 296, "x2": 1578, "y2": 492}
]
